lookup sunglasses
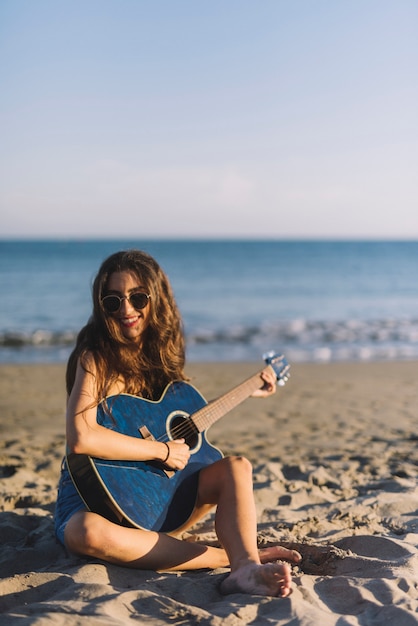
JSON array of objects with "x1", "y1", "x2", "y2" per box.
[{"x1": 101, "y1": 292, "x2": 151, "y2": 314}]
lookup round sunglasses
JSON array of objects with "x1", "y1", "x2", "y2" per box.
[{"x1": 101, "y1": 292, "x2": 151, "y2": 314}]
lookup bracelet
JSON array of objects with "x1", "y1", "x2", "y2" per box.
[{"x1": 162, "y1": 442, "x2": 170, "y2": 463}]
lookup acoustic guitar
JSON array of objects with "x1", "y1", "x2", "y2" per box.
[{"x1": 67, "y1": 351, "x2": 290, "y2": 533}]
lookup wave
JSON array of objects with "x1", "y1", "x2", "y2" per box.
[
  {"x1": 188, "y1": 317, "x2": 418, "y2": 346},
  {"x1": 186, "y1": 317, "x2": 418, "y2": 362},
  {"x1": 2, "y1": 318, "x2": 418, "y2": 363},
  {"x1": 0, "y1": 330, "x2": 77, "y2": 348}
]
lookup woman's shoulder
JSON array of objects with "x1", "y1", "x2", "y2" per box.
[
  {"x1": 66, "y1": 344, "x2": 98, "y2": 397},
  {"x1": 76, "y1": 351, "x2": 124, "y2": 397},
  {"x1": 71, "y1": 350, "x2": 96, "y2": 382},
  {"x1": 79, "y1": 349, "x2": 97, "y2": 369}
]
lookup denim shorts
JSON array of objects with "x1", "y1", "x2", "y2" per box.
[{"x1": 54, "y1": 459, "x2": 87, "y2": 546}]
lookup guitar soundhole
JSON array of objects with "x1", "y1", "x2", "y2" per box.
[{"x1": 169, "y1": 414, "x2": 200, "y2": 450}]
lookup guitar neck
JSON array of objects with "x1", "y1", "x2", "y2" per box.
[{"x1": 191, "y1": 364, "x2": 274, "y2": 432}]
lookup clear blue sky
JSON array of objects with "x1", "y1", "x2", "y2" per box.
[{"x1": 1, "y1": 0, "x2": 417, "y2": 239}]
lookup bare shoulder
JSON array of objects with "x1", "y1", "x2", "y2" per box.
[
  {"x1": 71, "y1": 351, "x2": 99, "y2": 399},
  {"x1": 74, "y1": 351, "x2": 123, "y2": 398},
  {"x1": 78, "y1": 350, "x2": 97, "y2": 373},
  {"x1": 67, "y1": 352, "x2": 100, "y2": 422}
]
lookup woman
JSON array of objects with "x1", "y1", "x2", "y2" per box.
[{"x1": 55, "y1": 249, "x2": 301, "y2": 597}]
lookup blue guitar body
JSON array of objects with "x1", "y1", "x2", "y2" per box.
[
  {"x1": 67, "y1": 353, "x2": 290, "y2": 533},
  {"x1": 67, "y1": 381, "x2": 223, "y2": 532}
]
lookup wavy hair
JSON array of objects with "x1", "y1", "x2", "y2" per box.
[{"x1": 66, "y1": 250, "x2": 186, "y2": 401}]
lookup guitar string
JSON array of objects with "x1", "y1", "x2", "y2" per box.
[
  {"x1": 137, "y1": 399, "x2": 232, "y2": 444},
  {"x1": 144, "y1": 391, "x2": 255, "y2": 444},
  {"x1": 150, "y1": 406, "x2": 219, "y2": 443}
]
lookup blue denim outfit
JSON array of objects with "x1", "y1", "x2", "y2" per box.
[{"x1": 54, "y1": 459, "x2": 86, "y2": 546}]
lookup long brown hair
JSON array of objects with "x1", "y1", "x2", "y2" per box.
[{"x1": 66, "y1": 250, "x2": 186, "y2": 401}]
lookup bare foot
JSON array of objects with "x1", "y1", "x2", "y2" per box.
[
  {"x1": 259, "y1": 545, "x2": 302, "y2": 565},
  {"x1": 219, "y1": 562, "x2": 292, "y2": 597}
]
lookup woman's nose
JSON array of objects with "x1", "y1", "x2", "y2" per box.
[{"x1": 119, "y1": 296, "x2": 135, "y2": 313}]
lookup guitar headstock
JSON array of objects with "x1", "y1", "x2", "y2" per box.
[{"x1": 263, "y1": 351, "x2": 290, "y2": 386}]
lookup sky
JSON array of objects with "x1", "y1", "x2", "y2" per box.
[{"x1": 0, "y1": 0, "x2": 417, "y2": 240}]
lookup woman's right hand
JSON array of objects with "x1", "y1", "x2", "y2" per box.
[{"x1": 162, "y1": 439, "x2": 190, "y2": 470}]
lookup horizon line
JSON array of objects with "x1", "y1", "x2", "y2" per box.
[{"x1": 1, "y1": 235, "x2": 418, "y2": 243}]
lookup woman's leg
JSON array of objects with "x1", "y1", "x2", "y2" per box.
[
  {"x1": 196, "y1": 456, "x2": 261, "y2": 569},
  {"x1": 65, "y1": 508, "x2": 300, "y2": 574},
  {"x1": 195, "y1": 456, "x2": 300, "y2": 596},
  {"x1": 64, "y1": 510, "x2": 230, "y2": 571}
]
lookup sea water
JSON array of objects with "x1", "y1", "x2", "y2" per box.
[{"x1": 1, "y1": 239, "x2": 418, "y2": 364}]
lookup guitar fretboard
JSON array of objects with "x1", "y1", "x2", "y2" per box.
[{"x1": 191, "y1": 365, "x2": 274, "y2": 432}]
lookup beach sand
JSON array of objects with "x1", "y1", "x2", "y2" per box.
[{"x1": 1, "y1": 360, "x2": 418, "y2": 624}]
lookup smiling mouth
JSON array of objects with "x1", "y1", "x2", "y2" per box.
[{"x1": 120, "y1": 316, "x2": 140, "y2": 328}]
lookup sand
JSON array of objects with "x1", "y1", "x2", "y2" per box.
[{"x1": 1, "y1": 360, "x2": 418, "y2": 625}]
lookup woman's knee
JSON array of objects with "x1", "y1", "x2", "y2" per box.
[
  {"x1": 199, "y1": 455, "x2": 253, "y2": 501},
  {"x1": 223, "y1": 455, "x2": 253, "y2": 478},
  {"x1": 65, "y1": 512, "x2": 109, "y2": 556}
]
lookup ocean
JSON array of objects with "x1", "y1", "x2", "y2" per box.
[{"x1": 1, "y1": 239, "x2": 418, "y2": 365}]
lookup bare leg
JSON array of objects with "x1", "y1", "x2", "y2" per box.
[
  {"x1": 196, "y1": 456, "x2": 300, "y2": 597},
  {"x1": 64, "y1": 509, "x2": 300, "y2": 574},
  {"x1": 65, "y1": 510, "x2": 230, "y2": 570}
]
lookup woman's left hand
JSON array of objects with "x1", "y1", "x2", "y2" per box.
[{"x1": 251, "y1": 367, "x2": 277, "y2": 398}]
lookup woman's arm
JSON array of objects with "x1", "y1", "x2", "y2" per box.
[{"x1": 66, "y1": 357, "x2": 190, "y2": 468}]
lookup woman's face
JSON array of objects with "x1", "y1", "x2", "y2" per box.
[{"x1": 104, "y1": 270, "x2": 151, "y2": 343}]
